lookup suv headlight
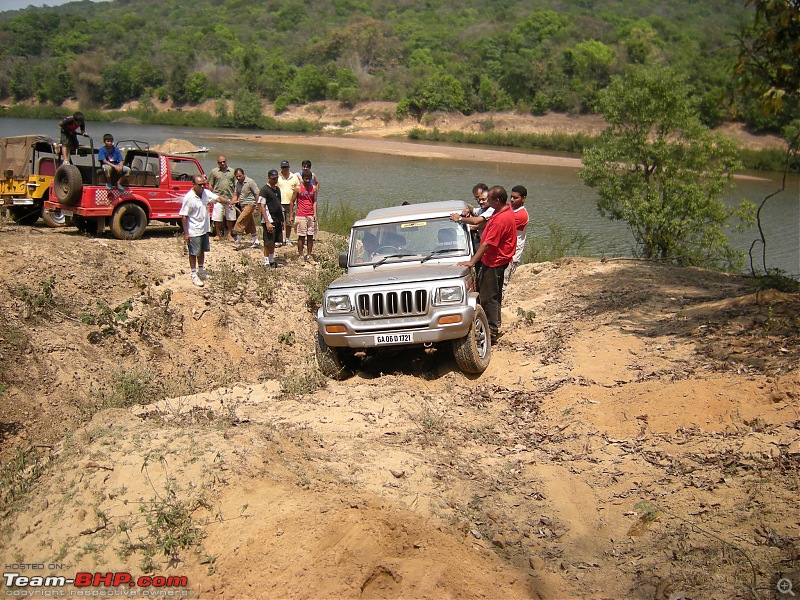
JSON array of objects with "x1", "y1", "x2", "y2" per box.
[
  {"x1": 435, "y1": 285, "x2": 463, "y2": 304},
  {"x1": 325, "y1": 294, "x2": 352, "y2": 313}
]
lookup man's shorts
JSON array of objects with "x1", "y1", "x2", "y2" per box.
[
  {"x1": 262, "y1": 222, "x2": 284, "y2": 247},
  {"x1": 102, "y1": 164, "x2": 131, "y2": 179},
  {"x1": 187, "y1": 233, "x2": 210, "y2": 256},
  {"x1": 282, "y1": 204, "x2": 292, "y2": 225},
  {"x1": 60, "y1": 131, "x2": 79, "y2": 149},
  {"x1": 212, "y1": 201, "x2": 237, "y2": 222},
  {"x1": 295, "y1": 215, "x2": 317, "y2": 236}
]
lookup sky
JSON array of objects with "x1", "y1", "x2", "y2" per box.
[{"x1": 0, "y1": 0, "x2": 106, "y2": 11}]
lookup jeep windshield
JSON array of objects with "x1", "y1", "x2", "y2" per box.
[{"x1": 349, "y1": 217, "x2": 469, "y2": 268}]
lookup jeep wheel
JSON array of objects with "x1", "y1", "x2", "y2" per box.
[
  {"x1": 9, "y1": 206, "x2": 40, "y2": 226},
  {"x1": 41, "y1": 197, "x2": 66, "y2": 228},
  {"x1": 315, "y1": 332, "x2": 353, "y2": 380},
  {"x1": 111, "y1": 203, "x2": 147, "y2": 240},
  {"x1": 54, "y1": 164, "x2": 83, "y2": 205},
  {"x1": 452, "y1": 305, "x2": 491, "y2": 374}
]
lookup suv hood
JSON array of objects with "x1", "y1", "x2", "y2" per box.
[{"x1": 329, "y1": 264, "x2": 470, "y2": 290}]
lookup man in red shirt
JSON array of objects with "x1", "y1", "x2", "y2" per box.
[{"x1": 458, "y1": 185, "x2": 516, "y2": 341}]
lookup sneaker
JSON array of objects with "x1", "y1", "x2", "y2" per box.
[
  {"x1": 116, "y1": 184, "x2": 127, "y2": 192},
  {"x1": 190, "y1": 273, "x2": 204, "y2": 287},
  {"x1": 105, "y1": 183, "x2": 113, "y2": 190},
  {"x1": 197, "y1": 268, "x2": 208, "y2": 281},
  {"x1": 250, "y1": 241, "x2": 260, "y2": 249}
]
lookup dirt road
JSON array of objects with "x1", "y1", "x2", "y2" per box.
[{"x1": 0, "y1": 219, "x2": 798, "y2": 598}]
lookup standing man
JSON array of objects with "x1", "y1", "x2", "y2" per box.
[
  {"x1": 231, "y1": 167, "x2": 261, "y2": 250},
  {"x1": 457, "y1": 185, "x2": 516, "y2": 342},
  {"x1": 295, "y1": 160, "x2": 320, "y2": 188},
  {"x1": 58, "y1": 112, "x2": 87, "y2": 164},
  {"x1": 208, "y1": 156, "x2": 236, "y2": 241},
  {"x1": 258, "y1": 169, "x2": 284, "y2": 268},
  {"x1": 505, "y1": 185, "x2": 529, "y2": 286},
  {"x1": 295, "y1": 169, "x2": 318, "y2": 262},
  {"x1": 276, "y1": 160, "x2": 300, "y2": 246},
  {"x1": 454, "y1": 183, "x2": 491, "y2": 251},
  {"x1": 179, "y1": 176, "x2": 219, "y2": 287}
]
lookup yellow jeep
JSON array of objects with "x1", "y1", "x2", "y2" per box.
[{"x1": 0, "y1": 135, "x2": 65, "y2": 227}]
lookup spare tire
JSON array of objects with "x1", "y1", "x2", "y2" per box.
[{"x1": 54, "y1": 164, "x2": 83, "y2": 205}]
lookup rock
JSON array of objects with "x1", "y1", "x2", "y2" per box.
[
  {"x1": 529, "y1": 555, "x2": 545, "y2": 571},
  {"x1": 491, "y1": 533, "x2": 506, "y2": 548}
]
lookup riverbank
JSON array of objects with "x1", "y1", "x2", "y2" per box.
[
  {"x1": 219, "y1": 132, "x2": 586, "y2": 168},
  {"x1": 219, "y1": 132, "x2": 773, "y2": 181}
]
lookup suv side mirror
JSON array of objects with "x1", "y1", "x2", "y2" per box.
[{"x1": 338, "y1": 252, "x2": 348, "y2": 269}]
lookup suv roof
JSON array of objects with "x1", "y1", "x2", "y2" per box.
[{"x1": 355, "y1": 200, "x2": 468, "y2": 227}]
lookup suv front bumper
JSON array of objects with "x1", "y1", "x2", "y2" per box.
[{"x1": 317, "y1": 298, "x2": 477, "y2": 349}]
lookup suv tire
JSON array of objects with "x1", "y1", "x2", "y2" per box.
[
  {"x1": 54, "y1": 164, "x2": 83, "y2": 205},
  {"x1": 111, "y1": 203, "x2": 147, "y2": 240},
  {"x1": 452, "y1": 304, "x2": 491, "y2": 374},
  {"x1": 315, "y1": 331, "x2": 354, "y2": 380}
]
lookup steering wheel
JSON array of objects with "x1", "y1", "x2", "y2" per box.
[
  {"x1": 374, "y1": 246, "x2": 399, "y2": 255},
  {"x1": 177, "y1": 173, "x2": 192, "y2": 182}
]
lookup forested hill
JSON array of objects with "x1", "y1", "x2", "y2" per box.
[{"x1": 0, "y1": 0, "x2": 788, "y2": 131}]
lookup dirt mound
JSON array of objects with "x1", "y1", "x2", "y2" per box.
[
  {"x1": 0, "y1": 221, "x2": 798, "y2": 599},
  {"x1": 151, "y1": 137, "x2": 208, "y2": 154}
]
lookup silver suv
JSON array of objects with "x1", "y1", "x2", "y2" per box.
[{"x1": 315, "y1": 200, "x2": 491, "y2": 379}]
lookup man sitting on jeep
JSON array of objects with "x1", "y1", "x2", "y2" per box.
[{"x1": 99, "y1": 133, "x2": 131, "y2": 192}]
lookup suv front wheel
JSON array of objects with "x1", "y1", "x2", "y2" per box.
[
  {"x1": 452, "y1": 305, "x2": 491, "y2": 374},
  {"x1": 315, "y1": 332, "x2": 357, "y2": 380}
]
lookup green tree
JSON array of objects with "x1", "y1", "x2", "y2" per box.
[
  {"x1": 580, "y1": 65, "x2": 751, "y2": 268},
  {"x1": 290, "y1": 65, "x2": 327, "y2": 102},
  {"x1": 185, "y1": 72, "x2": 209, "y2": 103},
  {"x1": 37, "y1": 59, "x2": 73, "y2": 104},
  {"x1": 232, "y1": 89, "x2": 263, "y2": 129},
  {"x1": 101, "y1": 63, "x2": 133, "y2": 107},
  {"x1": 397, "y1": 71, "x2": 467, "y2": 119},
  {"x1": 734, "y1": 0, "x2": 799, "y2": 277},
  {"x1": 735, "y1": 0, "x2": 799, "y2": 118}
]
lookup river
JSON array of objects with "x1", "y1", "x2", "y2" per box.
[{"x1": 2, "y1": 117, "x2": 798, "y2": 277}]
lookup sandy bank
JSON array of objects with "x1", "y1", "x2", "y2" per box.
[
  {"x1": 219, "y1": 133, "x2": 585, "y2": 168},
  {"x1": 219, "y1": 132, "x2": 770, "y2": 180}
]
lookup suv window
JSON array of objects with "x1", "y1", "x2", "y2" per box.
[
  {"x1": 350, "y1": 217, "x2": 469, "y2": 266},
  {"x1": 169, "y1": 158, "x2": 202, "y2": 182}
]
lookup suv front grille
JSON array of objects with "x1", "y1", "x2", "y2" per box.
[{"x1": 356, "y1": 290, "x2": 428, "y2": 318}]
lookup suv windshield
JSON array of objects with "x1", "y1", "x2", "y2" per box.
[{"x1": 349, "y1": 217, "x2": 469, "y2": 267}]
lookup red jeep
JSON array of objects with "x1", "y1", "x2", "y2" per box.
[{"x1": 44, "y1": 139, "x2": 206, "y2": 240}]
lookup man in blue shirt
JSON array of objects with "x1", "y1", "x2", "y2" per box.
[{"x1": 98, "y1": 133, "x2": 131, "y2": 192}]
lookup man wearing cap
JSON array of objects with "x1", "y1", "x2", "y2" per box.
[
  {"x1": 258, "y1": 170, "x2": 284, "y2": 268},
  {"x1": 277, "y1": 160, "x2": 300, "y2": 246}
]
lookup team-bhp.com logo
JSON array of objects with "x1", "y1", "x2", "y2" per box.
[{"x1": 3, "y1": 571, "x2": 189, "y2": 597}]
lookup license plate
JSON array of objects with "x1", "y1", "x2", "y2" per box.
[{"x1": 375, "y1": 333, "x2": 412, "y2": 345}]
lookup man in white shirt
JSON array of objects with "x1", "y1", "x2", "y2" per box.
[{"x1": 179, "y1": 175, "x2": 219, "y2": 287}]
